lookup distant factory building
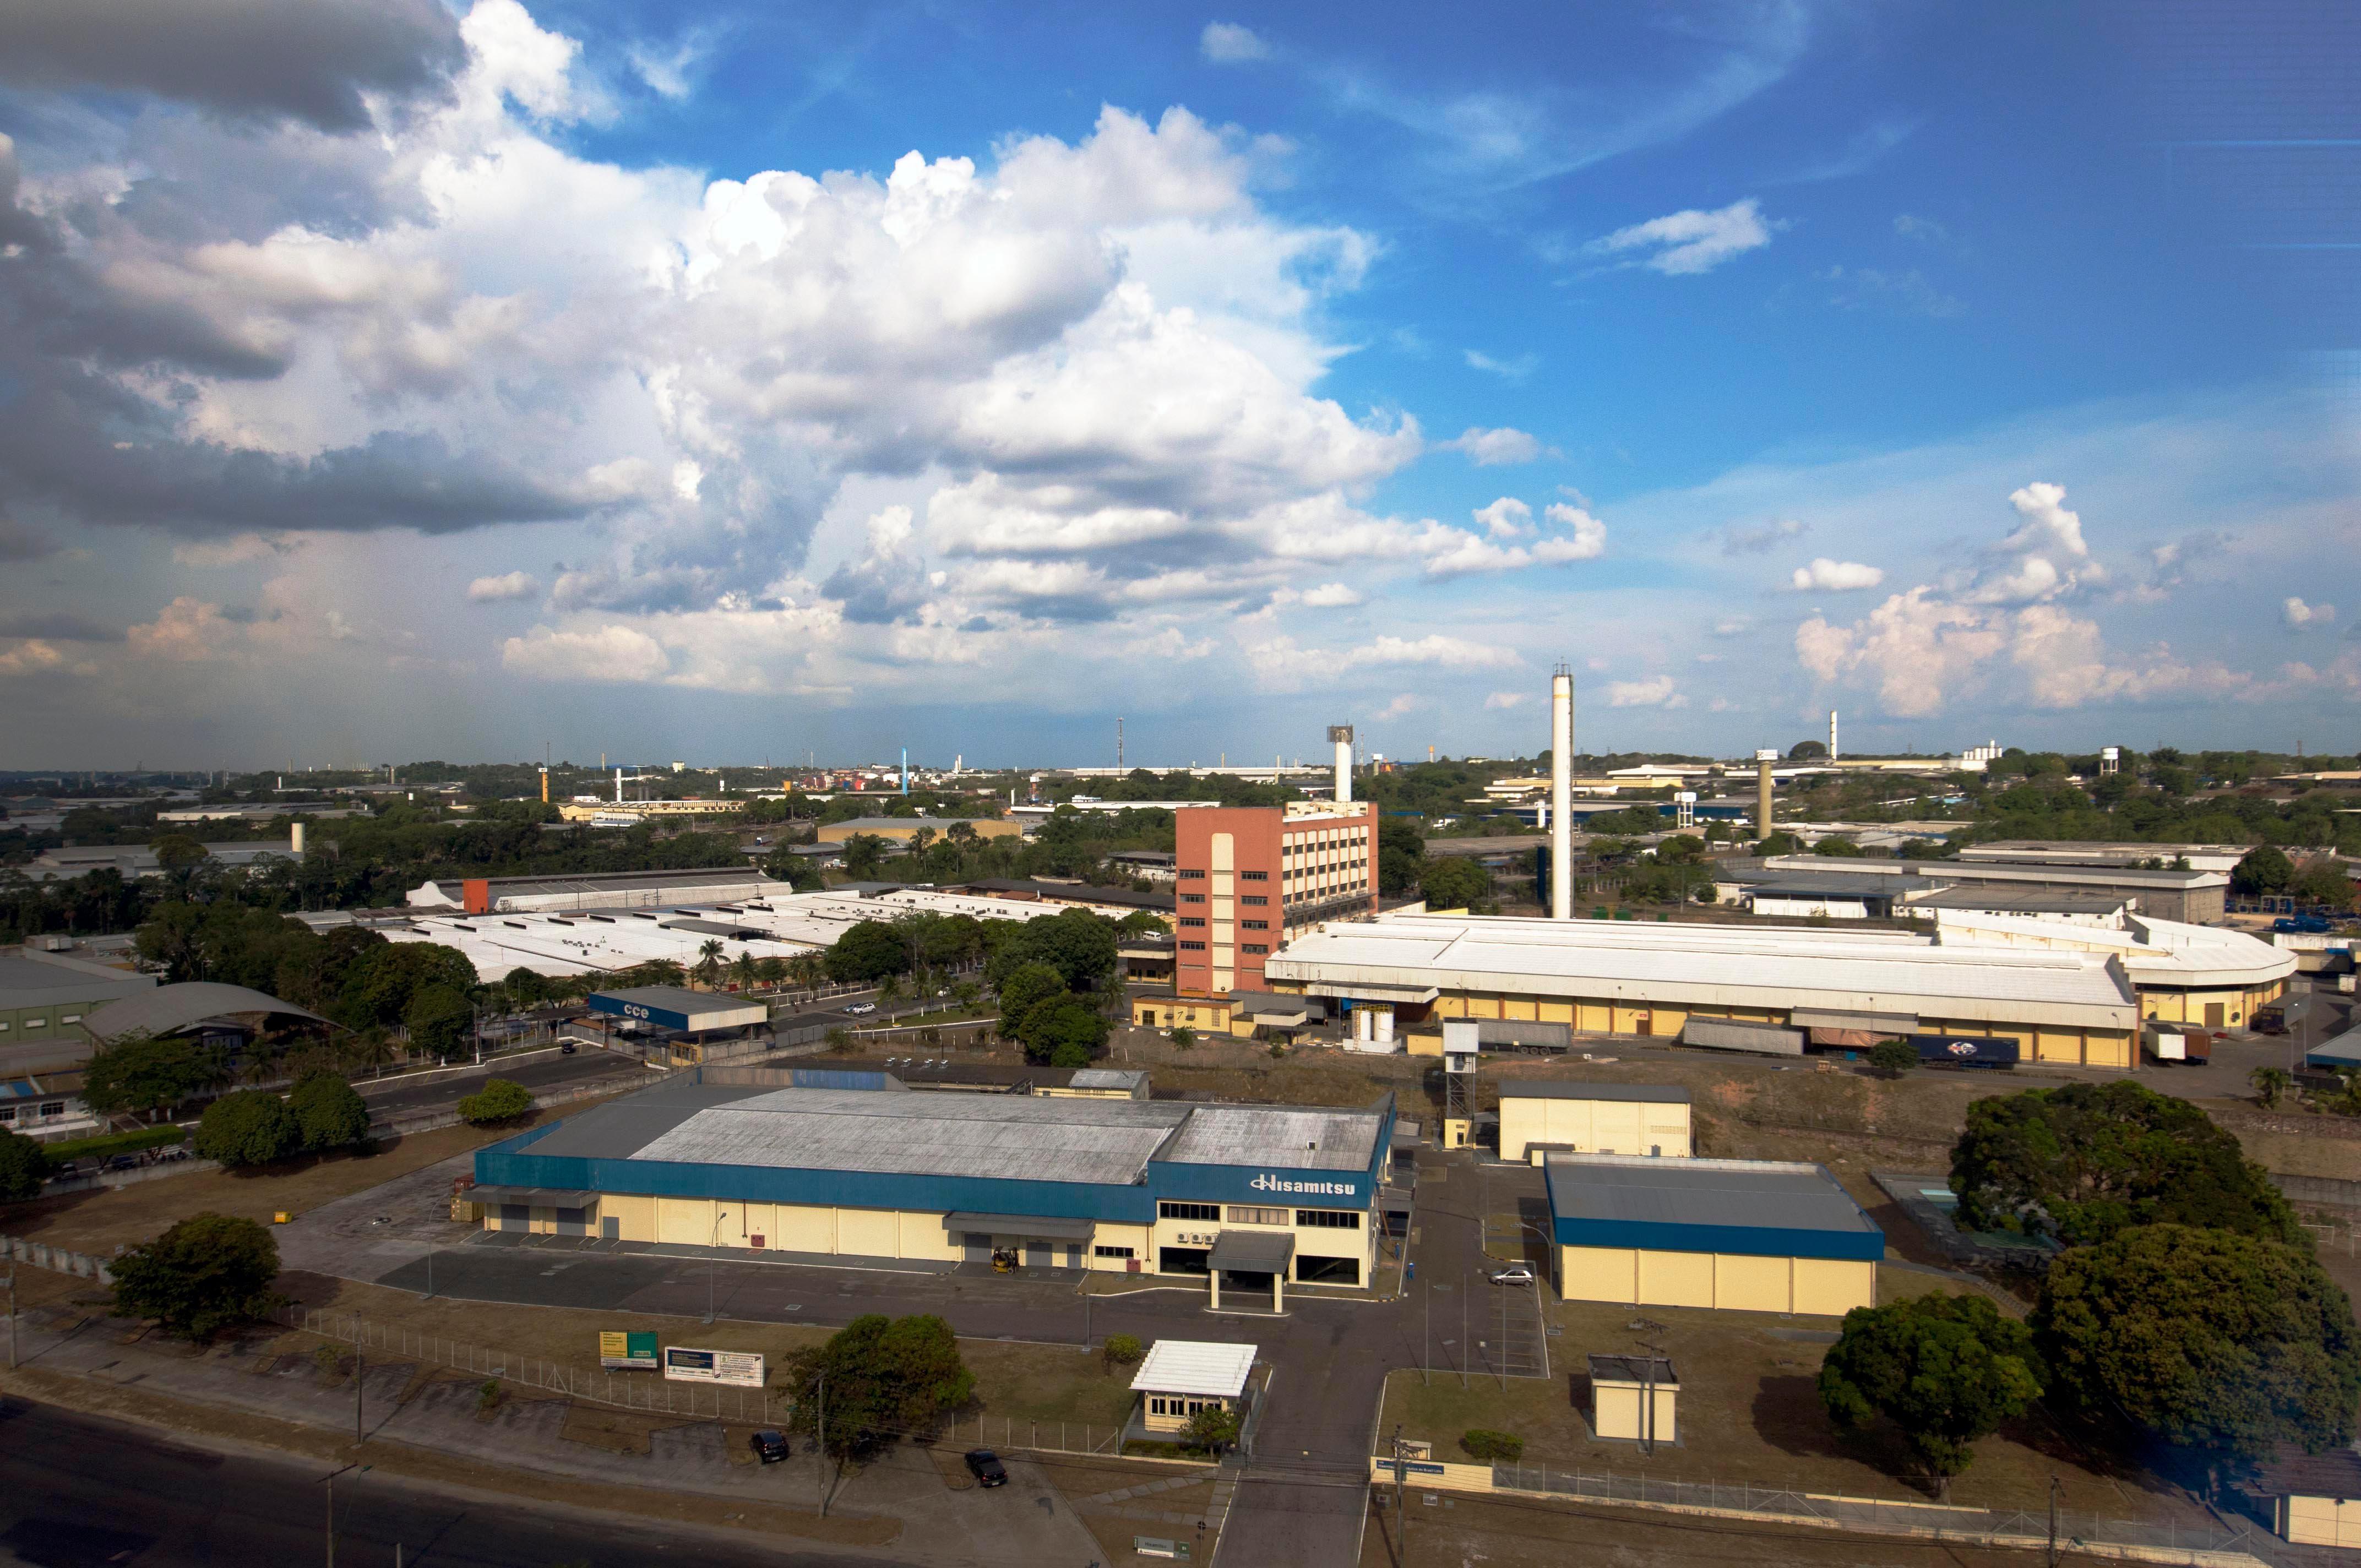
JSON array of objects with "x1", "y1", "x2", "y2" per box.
[
  {"x1": 815, "y1": 816, "x2": 1025, "y2": 845},
  {"x1": 1544, "y1": 1154, "x2": 1884, "y2": 1316}
]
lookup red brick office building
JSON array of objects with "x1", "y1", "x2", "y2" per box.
[{"x1": 1173, "y1": 802, "x2": 1379, "y2": 995}]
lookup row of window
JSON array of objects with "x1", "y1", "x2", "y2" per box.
[
  {"x1": 0, "y1": 1101, "x2": 68, "y2": 1123},
  {"x1": 0, "y1": 1013, "x2": 77, "y2": 1032},
  {"x1": 1147, "y1": 1396, "x2": 1221, "y2": 1417},
  {"x1": 1157, "y1": 1201, "x2": 1363, "y2": 1228},
  {"x1": 1094, "y1": 1244, "x2": 1134, "y2": 1259}
]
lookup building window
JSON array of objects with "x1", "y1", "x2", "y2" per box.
[
  {"x1": 38, "y1": 1102, "x2": 65, "y2": 1119},
  {"x1": 1179, "y1": 868, "x2": 1205, "y2": 879},
  {"x1": 1094, "y1": 1244, "x2": 1135, "y2": 1259},
  {"x1": 1179, "y1": 940, "x2": 1205, "y2": 950},
  {"x1": 1228, "y1": 1205, "x2": 1287, "y2": 1226},
  {"x1": 1159, "y1": 1201, "x2": 1221, "y2": 1222},
  {"x1": 1179, "y1": 917, "x2": 1206, "y2": 927},
  {"x1": 1241, "y1": 870, "x2": 1267, "y2": 880},
  {"x1": 0, "y1": 1106, "x2": 14, "y2": 1123},
  {"x1": 59, "y1": 1014, "x2": 80, "y2": 1024},
  {"x1": 1242, "y1": 919, "x2": 1268, "y2": 930},
  {"x1": 1182, "y1": 892, "x2": 1205, "y2": 904},
  {"x1": 1296, "y1": 1208, "x2": 1362, "y2": 1229},
  {"x1": 1241, "y1": 895, "x2": 1267, "y2": 906},
  {"x1": 1242, "y1": 944, "x2": 1267, "y2": 955},
  {"x1": 23, "y1": 1018, "x2": 44, "y2": 1030}
]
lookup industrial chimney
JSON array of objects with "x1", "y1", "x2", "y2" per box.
[
  {"x1": 1829, "y1": 709, "x2": 1839, "y2": 763},
  {"x1": 1328, "y1": 725, "x2": 1355, "y2": 803},
  {"x1": 614, "y1": 766, "x2": 623, "y2": 804},
  {"x1": 1551, "y1": 666, "x2": 1574, "y2": 919},
  {"x1": 1754, "y1": 749, "x2": 1778, "y2": 841},
  {"x1": 290, "y1": 820, "x2": 306, "y2": 856}
]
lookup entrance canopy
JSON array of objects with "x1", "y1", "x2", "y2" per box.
[
  {"x1": 943, "y1": 1211, "x2": 1095, "y2": 1241},
  {"x1": 1207, "y1": 1230, "x2": 1296, "y2": 1274},
  {"x1": 470, "y1": 1185, "x2": 599, "y2": 1208}
]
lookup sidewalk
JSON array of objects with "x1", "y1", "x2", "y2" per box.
[{"x1": 0, "y1": 1297, "x2": 1102, "y2": 1568}]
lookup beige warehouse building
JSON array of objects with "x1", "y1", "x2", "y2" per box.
[
  {"x1": 1498, "y1": 1082, "x2": 1692, "y2": 1163},
  {"x1": 1544, "y1": 1154, "x2": 1883, "y2": 1317}
]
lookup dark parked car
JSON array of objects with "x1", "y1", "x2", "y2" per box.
[
  {"x1": 963, "y1": 1449, "x2": 1009, "y2": 1487},
  {"x1": 749, "y1": 1429, "x2": 790, "y2": 1463},
  {"x1": 559, "y1": 1040, "x2": 578, "y2": 1054}
]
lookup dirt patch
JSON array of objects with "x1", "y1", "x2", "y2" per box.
[
  {"x1": 926, "y1": 1442, "x2": 979, "y2": 1490},
  {"x1": 559, "y1": 1403, "x2": 701, "y2": 1456}
]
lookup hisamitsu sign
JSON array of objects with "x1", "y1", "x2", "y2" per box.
[
  {"x1": 663, "y1": 1346, "x2": 765, "y2": 1388},
  {"x1": 1250, "y1": 1174, "x2": 1357, "y2": 1197}
]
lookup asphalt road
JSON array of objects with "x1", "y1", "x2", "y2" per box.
[
  {"x1": 353, "y1": 1049, "x2": 643, "y2": 1120},
  {"x1": 0, "y1": 1396, "x2": 924, "y2": 1568}
]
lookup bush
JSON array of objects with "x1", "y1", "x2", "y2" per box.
[
  {"x1": 1868, "y1": 1039, "x2": 1919, "y2": 1077},
  {"x1": 1182, "y1": 1404, "x2": 1242, "y2": 1455},
  {"x1": 289, "y1": 1072, "x2": 373, "y2": 1152},
  {"x1": 111, "y1": 1212, "x2": 280, "y2": 1340},
  {"x1": 37, "y1": 1125, "x2": 187, "y2": 1166},
  {"x1": 1459, "y1": 1429, "x2": 1525, "y2": 1462},
  {"x1": 1101, "y1": 1333, "x2": 1144, "y2": 1372},
  {"x1": 456, "y1": 1078, "x2": 533, "y2": 1125},
  {"x1": 1169, "y1": 1026, "x2": 1195, "y2": 1050},
  {"x1": 193, "y1": 1088, "x2": 302, "y2": 1168},
  {"x1": 0, "y1": 1126, "x2": 50, "y2": 1201}
]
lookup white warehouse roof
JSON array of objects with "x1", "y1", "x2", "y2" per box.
[
  {"x1": 1266, "y1": 914, "x2": 2142, "y2": 1031},
  {"x1": 1132, "y1": 1340, "x2": 1258, "y2": 1398}
]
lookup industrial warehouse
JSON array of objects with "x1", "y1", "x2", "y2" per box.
[
  {"x1": 1263, "y1": 906, "x2": 2292, "y2": 1070},
  {"x1": 471, "y1": 1076, "x2": 1392, "y2": 1308}
]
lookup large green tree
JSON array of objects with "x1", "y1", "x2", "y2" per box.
[
  {"x1": 80, "y1": 1032, "x2": 217, "y2": 1120},
  {"x1": 1818, "y1": 1292, "x2": 2046, "y2": 1496},
  {"x1": 0, "y1": 1126, "x2": 50, "y2": 1201},
  {"x1": 1950, "y1": 1080, "x2": 2300, "y2": 1248},
  {"x1": 456, "y1": 1077, "x2": 533, "y2": 1124},
  {"x1": 826, "y1": 919, "x2": 911, "y2": 983},
  {"x1": 111, "y1": 1212, "x2": 281, "y2": 1340},
  {"x1": 1377, "y1": 816, "x2": 1427, "y2": 896},
  {"x1": 339, "y1": 941, "x2": 477, "y2": 1030},
  {"x1": 995, "y1": 960, "x2": 1069, "y2": 1041},
  {"x1": 1021, "y1": 994, "x2": 1110, "y2": 1068},
  {"x1": 781, "y1": 1313, "x2": 974, "y2": 1463},
  {"x1": 289, "y1": 1072, "x2": 372, "y2": 1152},
  {"x1": 2232, "y1": 845, "x2": 2294, "y2": 897},
  {"x1": 839, "y1": 832, "x2": 889, "y2": 879},
  {"x1": 1418, "y1": 856, "x2": 1490, "y2": 911},
  {"x1": 403, "y1": 982, "x2": 475, "y2": 1060},
  {"x1": 987, "y1": 907, "x2": 1119, "y2": 992},
  {"x1": 193, "y1": 1088, "x2": 302, "y2": 1167},
  {"x1": 2034, "y1": 1224, "x2": 2360, "y2": 1472}
]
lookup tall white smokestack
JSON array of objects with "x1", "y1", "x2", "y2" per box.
[
  {"x1": 1829, "y1": 709, "x2": 1839, "y2": 763},
  {"x1": 1329, "y1": 725, "x2": 1354, "y2": 803},
  {"x1": 1551, "y1": 666, "x2": 1573, "y2": 919},
  {"x1": 614, "y1": 767, "x2": 623, "y2": 804},
  {"x1": 290, "y1": 820, "x2": 306, "y2": 856}
]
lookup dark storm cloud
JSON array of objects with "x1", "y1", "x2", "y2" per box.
[
  {"x1": 0, "y1": 517, "x2": 56, "y2": 561},
  {"x1": 0, "y1": 0, "x2": 464, "y2": 132},
  {"x1": 0, "y1": 610, "x2": 120, "y2": 640}
]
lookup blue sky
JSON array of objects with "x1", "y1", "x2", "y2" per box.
[{"x1": 0, "y1": 0, "x2": 2354, "y2": 770}]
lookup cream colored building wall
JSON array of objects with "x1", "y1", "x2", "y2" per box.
[
  {"x1": 602, "y1": 1193, "x2": 655, "y2": 1241},
  {"x1": 657, "y1": 1196, "x2": 714, "y2": 1245},
  {"x1": 1556, "y1": 1244, "x2": 1875, "y2": 1316},
  {"x1": 1592, "y1": 1383, "x2": 1679, "y2": 1442},
  {"x1": 2283, "y1": 1495, "x2": 2361, "y2": 1548},
  {"x1": 1091, "y1": 1221, "x2": 1153, "y2": 1271},
  {"x1": 1500, "y1": 1096, "x2": 1693, "y2": 1161},
  {"x1": 897, "y1": 1210, "x2": 962, "y2": 1261},
  {"x1": 838, "y1": 1207, "x2": 897, "y2": 1257}
]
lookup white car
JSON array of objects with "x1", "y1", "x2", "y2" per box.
[
  {"x1": 1487, "y1": 1264, "x2": 1536, "y2": 1287},
  {"x1": 844, "y1": 1001, "x2": 878, "y2": 1016}
]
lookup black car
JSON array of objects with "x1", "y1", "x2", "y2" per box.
[
  {"x1": 559, "y1": 1040, "x2": 578, "y2": 1054},
  {"x1": 963, "y1": 1449, "x2": 1009, "y2": 1487},
  {"x1": 749, "y1": 1429, "x2": 790, "y2": 1463}
]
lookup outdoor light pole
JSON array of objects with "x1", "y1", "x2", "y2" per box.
[
  {"x1": 318, "y1": 1462, "x2": 367, "y2": 1568},
  {"x1": 705, "y1": 1210, "x2": 729, "y2": 1324}
]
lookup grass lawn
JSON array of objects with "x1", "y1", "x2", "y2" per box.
[
  {"x1": 1, "y1": 1097, "x2": 625, "y2": 1256},
  {"x1": 1375, "y1": 1291, "x2": 2216, "y2": 1529}
]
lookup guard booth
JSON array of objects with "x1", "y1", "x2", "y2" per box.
[
  {"x1": 1588, "y1": 1353, "x2": 1678, "y2": 1444},
  {"x1": 1131, "y1": 1340, "x2": 1258, "y2": 1435}
]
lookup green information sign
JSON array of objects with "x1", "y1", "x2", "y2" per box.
[{"x1": 600, "y1": 1330, "x2": 659, "y2": 1369}]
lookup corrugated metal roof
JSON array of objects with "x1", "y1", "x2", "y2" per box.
[
  {"x1": 1544, "y1": 1155, "x2": 1878, "y2": 1237},
  {"x1": 1132, "y1": 1340, "x2": 1257, "y2": 1398},
  {"x1": 1157, "y1": 1104, "x2": 1382, "y2": 1171}
]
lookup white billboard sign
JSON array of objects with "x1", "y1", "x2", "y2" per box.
[{"x1": 662, "y1": 1346, "x2": 766, "y2": 1388}]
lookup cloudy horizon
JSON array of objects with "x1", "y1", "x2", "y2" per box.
[{"x1": 2, "y1": 1, "x2": 2356, "y2": 771}]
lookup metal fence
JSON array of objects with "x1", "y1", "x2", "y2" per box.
[
  {"x1": 274, "y1": 1306, "x2": 774, "y2": 1423},
  {"x1": 1477, "y1": 1464, "x2": 2267, "y2": 1564}
]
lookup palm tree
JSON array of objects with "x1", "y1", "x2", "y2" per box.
[
  {"x1": 754, "y1": 956, "x2": 788, "y2": 989},
  {"x1": 693, "y1": 940, "x2": 725, "y2": 989},
  {"x1": 731, "y1": 951, "x2": 758, "y2": 992}
]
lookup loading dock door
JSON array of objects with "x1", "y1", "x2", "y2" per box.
[
  {"x1": 499, "y1": 1203, "x2": 528, "y2": 1233},
  {"x1": 1024, "y1": 1239, "x2": 1053, "y2": 1268},
  {"x1": 601, "y1": 1217, "x2": 619, "y2": 1241},
  {"x1": 555, "y1": 1206, "x2": 589, "y2": 1238},
  {"x1": 964, "y1": 1232, "x2": 993, "y2": 1265}
]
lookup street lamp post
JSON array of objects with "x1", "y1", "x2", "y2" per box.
[
  {"x1": 705, "y1": 1210, "x2": 730, "y2": 1324},
  {"x1": 318, "y1": 1462, "x2": 368, "y2": 1568}
]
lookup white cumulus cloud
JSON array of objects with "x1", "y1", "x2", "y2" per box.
[
  {"x1": 1585, "y1": 198, "x2": 1778, "y2": 276},
  {"x1": 500, "y1": 623, "x2": 671, "y2": 683},
  {"x1": 2285, "y1": 596, "x2": 2337, "y2": 629},
  {"x1": 1298, "y1": 582, "x2": 1363, "y2": 608},
  {"x1": 1789, "y1": 558, "x2": 1885, "y2": 592},
  {"x1": 1200, "y1": 22, "x2": 1271, "y2": 62},
  {"x1": 1606, "y1": 676, "x2": 1685, "y2": 708},
  {"x1": 1449, "y1": 427, "x2": 1546, "y2": 465},
  {"x1": 1483, "y1": 691, "x2": 1528, "y2": 709},
  {"x1": 466, "y1": 570, "x2": 540, "y2": 602}
]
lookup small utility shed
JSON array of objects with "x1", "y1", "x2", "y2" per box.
[
  {"x1": 1131, "y1": 1339, "x2": 1258, "y2": 1434},
  {"x1": 2264, "y1": 1450, "x2": 2361, "y2": 1548},
  {"x1": 1543, "y1": 1154, "x2": 1883, "y2": 1316},
  {"x1": 1498, "y1": 1081, "x2": 1691, "y2": 1163}
]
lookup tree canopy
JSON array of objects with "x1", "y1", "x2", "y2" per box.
[
  {"x1": 781, "y1": 1313, "x2": 974, "y2": 1462},
  {"x1": 986, "y1": 907, "x2": 1118, "y2": 992},
  {"x1": 457, "y1": 1077, "x2": 533, "y2": 1124},
  {"x1": 0, "y1": 1126, "x2": 49, "y2": 1201},
  {"x1": 111, "y1": 1212, "x2": 281, "y2": 1340},
  {"x1": 2034, "y1": 1224, "x2": 2360, "y2": 1464},
  {"x1": 1419, "y1": 856, "x2": 1490, "y2": 911},
  {"x1": 193, "y1": 1088, "x2": 302, "y2": 1167},
  {"x1": 825, "y1": 919, "x2": 910, "y2": 983},
  {"x1": 1819, "y1": 1291, "x2": 2046, "y2": 1493},
  {"x1": 1950, "y1": 1080, "x2": 2302, "y2": 1248},
  {"x1": 2231, "y1": 845, "x2": 2294, "y2": 896},
  {"x1": 404, "y1": 981, "x2": 475, "y2": 1060},
  {"x1": 289, "y1": 1072, "x2": 372, "y2": 1151},
  {"x1": 80, "y1": 1031, "x2": 217, "y2": 1119}
]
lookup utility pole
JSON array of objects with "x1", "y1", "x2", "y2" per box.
[
  {"x1": 2048, "y1": 1474, "x2": 2061, "y2": 1566},
  {"x1": 318, "y1": 1462, "x2": 367, "y2": 1568},
  {"x1": 705, "y1": 1210, "x2": 729, "y2": 1325},
  {"x1": 815, "y1": 1370, "x2": 828, "y2": 1517},
  {"x1": 355, "y1": 1347, "x2": 365, "y2": 1444},
  {"x1": 6, "y1": 1266, "x2": 15, "y2": 1371},
  {"x1": 1391, "y1": 1423, "x2": 1407, "y2": 1556},
  {"x1": 1080, "y1": 1282, "x2": 1091, "y2": 1354}
]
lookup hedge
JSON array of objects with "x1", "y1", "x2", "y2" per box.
[
  {"x1": 40, "y1": 1125, "x2": 189, "y2": 1164},
  {"x1": 1459, "y1": 1429, "x2": 1525, "y2": 1462}
]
